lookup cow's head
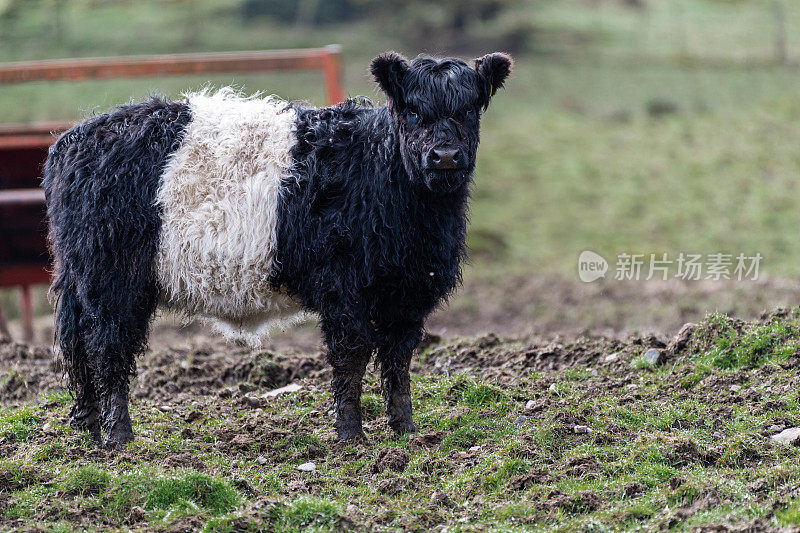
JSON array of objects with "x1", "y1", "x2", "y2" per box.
[{"x1": 371, "y1": 51, "x2": 512, "y2": 193}]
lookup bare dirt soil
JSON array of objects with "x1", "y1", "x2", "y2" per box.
[{"x1": 1, "y1": 306, "x2": 800, "y2": 531}]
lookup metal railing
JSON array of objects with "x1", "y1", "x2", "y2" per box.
[{"x1": 0, "y1": 45, "x2": 346, "y2": 339}]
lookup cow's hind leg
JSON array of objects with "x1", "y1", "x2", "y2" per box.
[
  {"x1": 71, "y1": 184, "x2": 162, "y2": 449},
  {"x1": 42, "y1": 96, "x2": 191, "y2": 449},
  {"x1": 54, "y1": 281, "x2": 100, "y2": 442},
  {"x1": 81, "y1": 306, "x2": 155, "y2": 449},
  {"x1": 322, "y1": 319, "x2": 373, "y2": 441},
  {"x1": 377, "y1": 322, "x2": 423, "y2": 435}
]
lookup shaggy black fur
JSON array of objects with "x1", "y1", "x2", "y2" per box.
[
  {"x1": 271, "y1": 52, "x2": 512, "y2": 439},
  {"x1": 42, "y1": 98, "x2": 191, "y2": 448},
  {"x1": 42, "y1": 52, "x2": 511, "y2": 447}
]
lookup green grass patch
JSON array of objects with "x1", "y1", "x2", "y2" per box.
[
  {"x1": 275, "y1": 498, "x2": 344, "y2": 532},
  {"x1": 0, "y1": 405, "x2": 42, "y2": 443},
  {"x1": 61, "y1": 465, "x2": 111, "y2": 496},
  {"x1": 146, "y1": 471, "x2": 240, "y2": 516},
  {"x1": 691, "y1": 312, "x2": 800, "y2": 368}
]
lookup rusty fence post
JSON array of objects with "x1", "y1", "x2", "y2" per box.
[
  {"x1": 19, "y1": 285, "x2": 34, "y2": 342},
  {"x1": 0, "y1": 300, "x2": 10, "y2": 338},
  {"x1": 322, "y1": 44, "x2": 345, "y2": 105}
]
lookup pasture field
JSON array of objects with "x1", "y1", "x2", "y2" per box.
[
  {"x1": 4, "y1": 0, "x2": 800, "y2": 335},
  {"x1": 1, "y1": 309, "x2": 800, "y2": 531},
  {"x1": 2, "y1": 2, "x2": 800, "y2": 531}
]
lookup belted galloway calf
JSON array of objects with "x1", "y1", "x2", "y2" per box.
[{"x1": 43, "y1": 51, "x2": 513, "y2": 448}]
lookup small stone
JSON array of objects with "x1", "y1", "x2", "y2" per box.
[
  {"x1": 469, "y1": 446, "x2": 480, "y2": 452},
  {"x1": 768, "y1": 424, "x2": 785, "y2": 433},
  {"x1": 42, "y1": 421, "x2": 52, "y2": 432},
  {"x1": 625, "y1": 384, "x2": 639, "y2": 391},
  {"x1": 642, "y1": 348, "x2": 664, "y2": 366},
  {"x1": 514, "y1": 415, "x2": 528, "y2": 426},
  {"x1": 590, "y1": 369, "x2": 599, "y2": 377},
  {"x1": 159, "y1": 405, "x2": 173, "y2": 412},
  {"x1": 604, "y1": 353, "x2": 619, "y2": 363},
  {"x1": 232, "y1": 434, "x2": 251, "y2": 447},
  {"x1": 771, "y1": 427, "x2": 800, "y2": 446},
  {"x1": 256, "y1": 456, "x2": 268, "y2": 465},
  {"x1": 430, "y1": 490, "x2": 455, "y2": 508},
  {"x1": 345, "y1": 503, "x2": 359, "y2": 515},
  {"x1": 574, "y1": 425, "x2": 592, "y2": 434},
  {"x1": 287, "y1": 480, "x2": 306, "y2": 492},
  {"x1": 524, "y1": 399, "x2": 537, "y2": 411},
  {"x1": 263, "y1": 383, "x2": 303, "y2": 398},
  {"x1": 665, "y1": 322, "x2": 696, "y2": 356},
  {"x1": 729, "y1": 385, "x2": 742, "y2": 392},
  {"x1": 242, "y1": 395, "x2": 266, "y2": 408},
  {"x1": 127, "y1": 505, "x2": 146, "y2": 522},
  {"x1": 297, "y1": 462, "x2": 316, "y2": 472}
]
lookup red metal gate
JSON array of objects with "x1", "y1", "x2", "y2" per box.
[{"x1": 0, "y1": 46, "x2": 345, "y2": 340}]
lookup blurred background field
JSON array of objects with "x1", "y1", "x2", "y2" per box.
[{"x1": 3, "y1": 0, "x2": 800, "y2": 339}]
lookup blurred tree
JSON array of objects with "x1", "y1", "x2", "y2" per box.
[
  {"x1": 239, "y1": 0, "x2": 363, "y2": 25},
  {"x1": 239, "y1": 0, "x2": 533, "y2": 52},
  {"x1": 0, "y1": 0, "x2": 29, "y2": 42},
  {"x1": 370, "y1": 0, "x2": 533, "y2": 53},
  {"x1": 53, "y1": 0, "x2": 67, "y2": 43}
]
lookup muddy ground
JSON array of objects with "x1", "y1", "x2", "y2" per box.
[
  {"x1": 5, "y1": 274, "x2": 800, "y2": 347},
  {"x1": 1, "y1": 307, "x2": 799, "y2": 531}
]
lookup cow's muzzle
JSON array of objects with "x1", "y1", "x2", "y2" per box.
[{"x1": 424, "y1": 146, "x2": 466, "y2": 171}]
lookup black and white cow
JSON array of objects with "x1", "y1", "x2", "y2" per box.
[{"x1": 43, "y1": 51, "x2": 513, "y2": 448}]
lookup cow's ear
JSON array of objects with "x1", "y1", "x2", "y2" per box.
[
  {"x1": 474, "y1": 52, "x2": 513, "y2": 110},
  {"x1": 370, "y1": 52, "x2": 409, "y2": 108}
]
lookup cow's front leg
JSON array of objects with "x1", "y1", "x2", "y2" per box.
[
  {"x1": 378, "y1": 322, "x2": 423, "y2": 435},
  {"x1": 322, "y1": 320, "x2": 373, "y2": 441},
  {"x1": 331, "y1": 354, "x2": 371, "y2": 441},
  {"x1": 97, "y1": 373, "x2": 134, "y2": 450},
  {"x1": 70, "y1": 378, "x2": 101, "y2": 444}
]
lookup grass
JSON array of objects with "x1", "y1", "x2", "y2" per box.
[
  {"x1": 2, "y1": 4, "x2": 800, "y2": 527},
  {"x1": 1, "y1": 309, "x2": 799, "y2": 530},
  {"x1": 0, "y1": 406, "x2": 42, "y2": 443},
  {"x1": 5, "y1": 1, "x2": 800, "y2": 330}
]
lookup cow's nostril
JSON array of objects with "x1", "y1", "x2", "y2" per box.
[{"x1": 432, "y1": 147, "x2": 459, "y2": 170}]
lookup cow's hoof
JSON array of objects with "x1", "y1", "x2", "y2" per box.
[
  {"x1": 389, "y1": 420, "x2": 418, "y2": 435},
  {"x1": 69, "y1": 408, "x2": 101, "y2": 443},
  {"x1": 337, "y1": 427, "x2": 368, "y2": 442},
  {"x1": 103, "y1": 429, "x2": 134, "y2": 451}
]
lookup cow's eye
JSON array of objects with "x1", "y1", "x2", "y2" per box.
[
  {"x1": 466, "y1": 108, "x2": 476, "y2": 119},
  {"x1": 407, "y1": 109, "x2": 418, "y2": 122}
]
